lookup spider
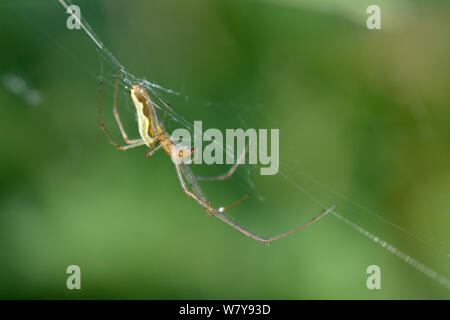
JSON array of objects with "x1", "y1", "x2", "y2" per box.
[{"x1": 98, "y1": 72, "x2": 335, "y2": 243}]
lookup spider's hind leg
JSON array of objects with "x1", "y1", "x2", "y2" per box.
[
  {"x1": 112, "y1": 70, "x2": 142, "y2": 145},
  {"x1": 98, "y1": 81, "x2": 146, "y2": 151}
]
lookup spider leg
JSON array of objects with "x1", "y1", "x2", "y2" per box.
[
  {"x1": 145, "y1": 141, "x2": 165, "y2": 158},
  {"x1": 175, "y1": 163, "x2": 248, "y2": 215},
  {"x1": 175, "y1": 163, "x2": 334, "y2": 243},
  {"x1": 214, "y1": 205, "x2": 335, "y2": 244},
  {"x1": 197, "y1": 142, "x2": 250, "y2": 181},
  {"x1": 112, "y1": 70, "x2": 142, "y2": 144},
  {"x1": 98, "y1": 81, "x2": 146, "y2": 151},
  {"x1": 160, "y1": 109, "x2": 169, "y2": 131},
  {"x1": 174, "y1": 163, "x2": 218, "y2": 214}
]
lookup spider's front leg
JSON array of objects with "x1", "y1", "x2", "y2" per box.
[
  {"x1": 174, "y1": 162, "x2": 250, "y2": 217},
  {"x1": 174, "y1": 160, "x2": 333, "y2": 244}
]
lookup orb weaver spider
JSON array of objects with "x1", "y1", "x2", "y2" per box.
[{"x1": 98, "y1": 72, "x2": 335, "y2": 243}]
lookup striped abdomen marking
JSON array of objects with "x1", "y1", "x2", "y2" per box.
[{"x1": 129, "y1": 84, "x2": 162, "y2": 146}]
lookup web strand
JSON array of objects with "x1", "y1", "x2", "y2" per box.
[{"x1": 56, "y1": 0, "x2": 450, "y2": 291}]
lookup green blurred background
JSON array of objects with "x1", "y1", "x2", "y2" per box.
[{"x1": 0, "y1": 0, "x2": 449, "y2": 299}]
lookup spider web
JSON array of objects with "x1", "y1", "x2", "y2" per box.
[
  {"x1": 3, "y1": 0, "x2": 447, "y2": 292},
  {"x1": 56, "y1": 0, "x2": 450, "y2": 290}
]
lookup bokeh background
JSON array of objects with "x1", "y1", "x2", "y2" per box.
[{"x1": 0, "y1": 0, "x2": 449, "y2": 299}]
